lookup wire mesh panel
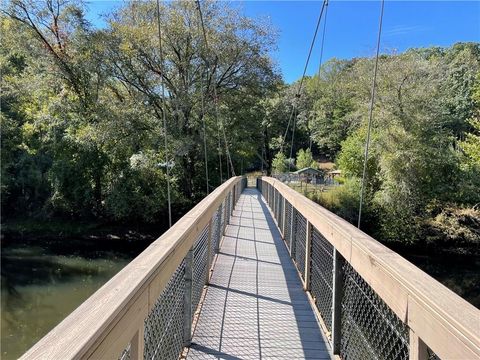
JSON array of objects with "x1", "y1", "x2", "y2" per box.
[
  {"x1": 225, "y1": 193, "x2": 231, "y2": 224},
  {"x1": 341, "y1": 262, "x2": 409, "y2": 360},
  {"x1": 310, "y1": 227, "x2": 334, "y2": 332},
  {"x1": 284, "y1": 200, "x2": 293, "y2": 250},
  {"x1": 290, "y1": 207, "x2": 298, "y2": 259},
  {"x1": 144, "y1": 260, "x2": 186, "y2": 360},
  {"x1": 294, "y1": 211, "x2": 307, "y2": 279},
  {"x1": 192, "y1": 224, "x2": 210, "y2": 313},
  {"x1": 278, "y1": 195, "x2": 284, "y2": 233},
  {"x1": 267, "y1": 184, "x2": 272, "y2": 208},
  {"x1": 273, "y1": 189, "x2": 278, "y2": 220},
  {"x1": 211, "y1": 206, "x2": 221, "y2": 255},
  {"x1": 275, "y1": 191, "x2": 282, "y2": 224}
]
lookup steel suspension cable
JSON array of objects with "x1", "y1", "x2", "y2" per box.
[
  {"x1": 196, "y1": 0, "x2": 235, "y2": 179},
  {"x1": 317, "y1": 1, "x2": 329, "y2": 82},
  {"x1": 156, "y1": 0, "x2": 172, "y2": 227},
  {"x1": 288, "y1": 106, "x2": 298, "y2": 171},
  {"x1": 281, "y1": 0, "x2": 328, "y2": 154},
  {"x1": 196, "y1": 4, "x2": 210, "y2": 194},
  {"x1": 310, "y1": 0, "x2": 329, "y2": 151},
  {"x1": 357, "y1": 0, "x2": 385, "y2": 229}
]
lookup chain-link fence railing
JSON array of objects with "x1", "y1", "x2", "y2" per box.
[
  {"x1": 310, "y1": 228, "x2": 334, "y2": 333},
  {"x1": 135, "y1": 178, "x2": 247, "y2": 360},
  {"x1": 341, "y1": 261, "x2": 409, "y2": 360},
  {"x1": 256, "y1": 177, "x2": 446, "y2": 360}
]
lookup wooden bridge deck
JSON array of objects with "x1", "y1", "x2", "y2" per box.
[{"x1": 187, "y1": 188, "x2": 332, "y2": 359}]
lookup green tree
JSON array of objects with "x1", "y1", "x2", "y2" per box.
[
  {"x1": 272, "y1": 152, "x2": 287, "y2": 174},
  {"x1": 296, "y1": 148, "x2": 316, "y2": 169}
]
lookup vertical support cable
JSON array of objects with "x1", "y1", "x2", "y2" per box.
[
  {"x1": 311, "y1": 0, "x2": 329, "y2": 151},
  {"x1": 156, "y1": 0, "x2": 172, "y2": 227},
  {"x1": 197, "y1": 15, "x2": 210, "y2": 194},
  {"x1": 288, "y1": 106, "x2": 297, "y2": 171},
  {"x1": 358, "y1": 0, "x2": 384, "y2": 229},
  {"x1": 196, "y1": 0, "x2": 234, "y2": 180},
  {"x1": 281, "y1": 0, "x2": 327, "y2": 155}
]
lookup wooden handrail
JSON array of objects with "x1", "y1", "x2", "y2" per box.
[
  {"x1": 21, "y1": 176, "x2": 243, "y2": 360},
  {"x1": 261, "y1": 176, "x2": 480, "y2": 360}
]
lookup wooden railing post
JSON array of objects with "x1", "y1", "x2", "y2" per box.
[
  {"x1": 183, "y1": 249, "x2": 193, "y2": 347},
  {"x1": 304, "y1": 221, "x2": 312, "y2": 291},
  {"x1": 332, "y1": 249, "x2": 344, "y2": 355},
  {"x1": 281, "y1": 197, "x2": 286, "y2": 237},
  {"x1": 206, "y1": 219, "x2": 213, "y2": 284},
  {"x1": 129, "y1": 327, "x2": 144, "y2": 360},
  {"x1": 409, "y1": 330, "x2": 429, "y2": 360}
]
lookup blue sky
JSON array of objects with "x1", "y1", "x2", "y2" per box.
[{"x1": 86, "y1": 1, "x2": 480, "y2": 83}]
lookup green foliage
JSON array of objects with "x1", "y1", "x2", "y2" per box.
[
  {"x1": 460, "y1": 73, "x2": 480, "y2": 167},
  {"x1": 309, "y1": 44, "x2": 480, "y2": 247},
  {"x1": 312, "y1": 178, "x2": 362, "y2": 225},
  {"x1": 296, "y1": 148, "x2": 316, "y2": 169},
  {"x1": 1, "y1": 0, "x2": 279, "y2": 223},
  {"x1": 272, "y1": 152, "x2": 287, "y2": 174}
]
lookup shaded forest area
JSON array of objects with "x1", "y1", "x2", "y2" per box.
[{"x1": 1, "y1": 1, "x2": 479, "y2": 255}]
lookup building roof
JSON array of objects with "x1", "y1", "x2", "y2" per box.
[{"x1": 292, "y1": 167, "x2": 321, "y2": 175}]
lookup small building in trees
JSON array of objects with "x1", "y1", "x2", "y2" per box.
[
  {"x1": 292, "y1": 167, "x2": 323, "y2": 184},
  {"x1": 326, "y1": 169, "x2": 342, "y2": 185}
]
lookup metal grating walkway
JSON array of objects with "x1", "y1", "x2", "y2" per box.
[{"x1": 187, "y1": 188, "x2": 332, "y2": 359}]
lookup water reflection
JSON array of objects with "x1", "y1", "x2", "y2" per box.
[{"x1": 1, "y1": 237, "x2": 150, "y2": 359}]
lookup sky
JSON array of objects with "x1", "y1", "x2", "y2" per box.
[{"x1": 86, "y1": 1, "x2": 480, "y2": 83}]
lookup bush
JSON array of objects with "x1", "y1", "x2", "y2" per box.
[
  {"x1": 424, "y1": 206, "x2": 480, "y2": 249},
  {"x1": 312, "y1": 178, "x2": 361, "y2": 225}
]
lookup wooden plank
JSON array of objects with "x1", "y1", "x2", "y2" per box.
[
  {"x1": 89, "y1": 289, "x2": 148, "y2": 359},
  {"x1": 408, "y1": 296, "x2": 479, "y2": 360}
]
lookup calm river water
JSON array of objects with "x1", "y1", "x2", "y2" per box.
[{"x1": 1, "y1": 237, "x2": 151, "y2": 359}]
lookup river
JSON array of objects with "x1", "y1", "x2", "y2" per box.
[{"x1": 1, "y1": 236, "x2": 152, "y2": 360}]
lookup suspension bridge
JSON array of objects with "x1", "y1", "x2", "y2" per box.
[
  {"x1": 15, "y1": 0, "x2": 480, "y2": 358},
  {"x1": 20, "y1": 176, "x2": 480, "y2": 360}
]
